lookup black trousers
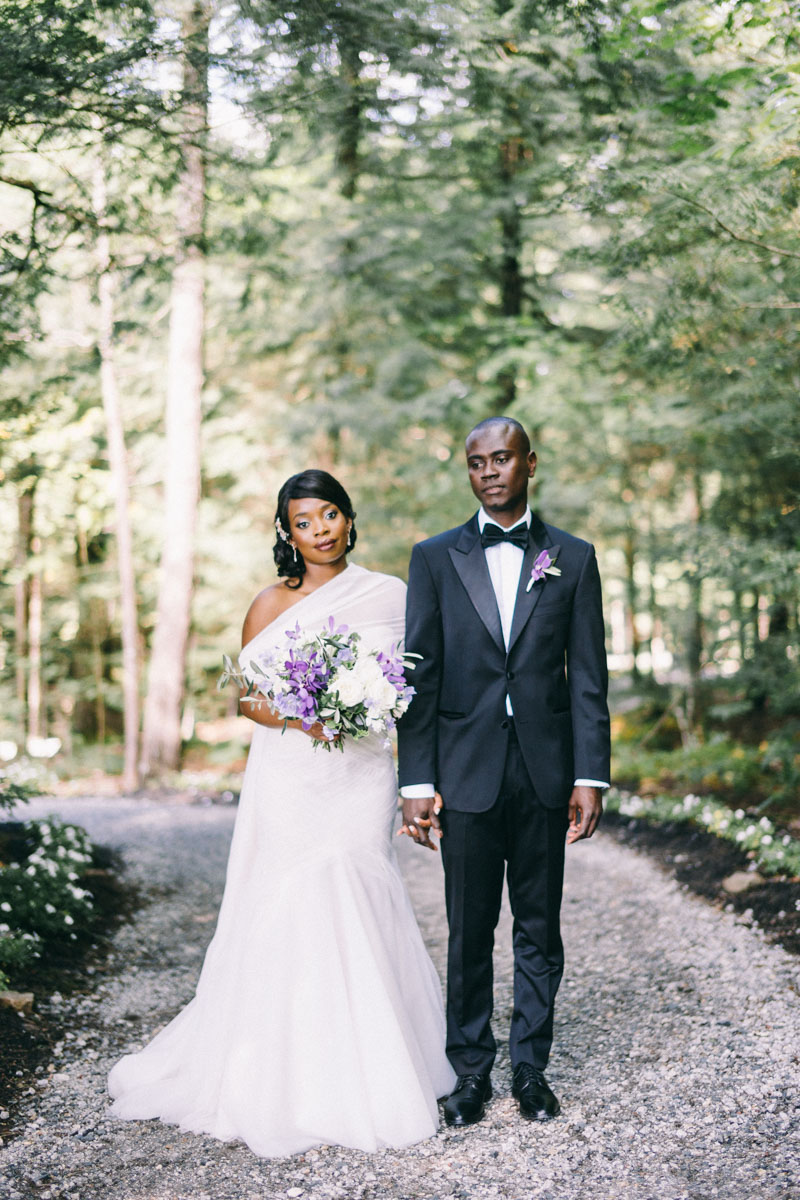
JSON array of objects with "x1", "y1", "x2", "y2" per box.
[{"x1": 440, "y1": 725, "x2": 569, "y2": 1075}]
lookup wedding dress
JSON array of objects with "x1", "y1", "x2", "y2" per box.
[{"x1": 108, "y1": 564, "x2": 455, "y2": 1156}]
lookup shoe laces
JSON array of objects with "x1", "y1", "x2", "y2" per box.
[
  {"x1": 456, "y1": 1073, "x2": 488, "y2": 1090},
  {"x1": 514, "y1": 1064, "x2": 546, "y2": 1087}
]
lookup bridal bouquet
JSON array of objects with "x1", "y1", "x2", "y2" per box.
[{"x1": 220, "y1": 617, "x2": 417, "y2": 750}]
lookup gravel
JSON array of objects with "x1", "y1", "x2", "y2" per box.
[{"x1": 1, "y1": 792, "x2": 798, "y2": 1200}]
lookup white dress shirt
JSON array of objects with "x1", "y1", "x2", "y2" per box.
[
  {"x1": 479, "y1": 506, "x2": 529, "y2": 661},
  {"x1": 401, "y1": 506, "x2": 608, "y2": 798}
]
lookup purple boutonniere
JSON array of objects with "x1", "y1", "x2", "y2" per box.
[{"x1": 526, "y1": 549, "x2": 562, "y2": 592}]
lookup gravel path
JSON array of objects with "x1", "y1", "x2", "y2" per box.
[{"x1": 1, "y1": 793, "x2": 798, "y2": 1200}]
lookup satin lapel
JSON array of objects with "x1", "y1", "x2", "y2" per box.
[
  {"x1": 448, "y1": 518, "x2": 505, "y2": 653},
  {"x1": 508, "y1": 517, "x2": 558, "y2": 654}
]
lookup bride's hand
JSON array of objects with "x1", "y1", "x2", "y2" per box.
[
  {"x1": 397, "y1": 792, "x2": 443, "y2": 851},
  {"x1": 300, "y1": 720, "x2": 340, "y2": 745}
]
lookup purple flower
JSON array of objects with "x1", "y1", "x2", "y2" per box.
[
  {"x1": 526, "y1": 550, "x2": 562, "y2": 592},
  {"x1": 234, "y1": 617, "x2": 416, "y2": 749},
  {"x1": 276, "y1": 643, "x2": 333, "y2": 728},
  {"x1": 531, "y1": 550, "x2": 553, "y2": 581},
  {"x1": 377, "y1": 644, "x2": 411, "y2": 694}
]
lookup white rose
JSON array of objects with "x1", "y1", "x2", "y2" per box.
[
  {"x1": 331, "y1": 668, "x2": 368, "y2": 708},
  {"x1": 367, "y1": 677, "x2": 399, "y2": 714},
  {"x1": 352, "y1": 656, "x2": 384, "y2": 687}
]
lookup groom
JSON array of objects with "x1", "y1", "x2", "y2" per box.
[{"x1": 397, "y1": 416, "x2": 610, "y2": 1127}]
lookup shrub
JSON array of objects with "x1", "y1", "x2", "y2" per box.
[
  {"x1": 0, "y1": 773, "x2": 35, "y2": 817},
  {"x1": 756, "y1": 726, "x2": 800, "y2": 814},
  {"x1": 613, "y1": 731, "x2": 799, "y2": 815},
  {"x1": 0, "y1": 818, "x2": 95, "y2": 991},
  {"x1": 605, "y1": 788, "x2": 800, "y2": 877}
]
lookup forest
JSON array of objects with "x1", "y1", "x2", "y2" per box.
[{"x1": 1, "y1": 0, "x2": 798, "y2": 813}]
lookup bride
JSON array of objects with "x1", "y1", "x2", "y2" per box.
[{"x1": 107, "y1": 469, "x2": 455, "y2": 1156}]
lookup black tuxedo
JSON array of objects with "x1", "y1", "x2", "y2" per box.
[{"x1": 397, "y1": 511, "x2": 610, "y2": 1074}]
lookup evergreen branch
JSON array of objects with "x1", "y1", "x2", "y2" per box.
[
  {"x1": 736, "y1": 301, "x2": 800, "y2": 310},
  {"x1": 666, "y1": 190, "x2": 800, "y2": 261},
  {"x1": 0, "y1": 174, "x2": 95, "y2": 227}
]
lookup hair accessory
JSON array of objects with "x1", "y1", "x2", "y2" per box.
[{"x1": 275, "y1": 517, "x2": 290, "y2": 542}]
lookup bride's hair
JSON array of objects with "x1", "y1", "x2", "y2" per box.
[{"x1": 274, "y1": 469, "x2": 358, "y2": 588}]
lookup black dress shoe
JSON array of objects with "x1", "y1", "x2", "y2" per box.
[
  {"x1": 443, "y1": 1073, "x2": 492, "y2": 1127},
  {"x1": 512, "y1": 1064, "x2": 560, "y2": 1121}
]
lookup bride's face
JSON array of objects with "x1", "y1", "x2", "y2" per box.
[{"x1": 287, "y1": 496, "x2": 351, "y2": 566}]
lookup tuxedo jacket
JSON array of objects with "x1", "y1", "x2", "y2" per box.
[{"x1": 397, "y1": 512, "x2": 610, "y2": 812}]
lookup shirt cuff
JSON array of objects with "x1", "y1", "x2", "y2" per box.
[
  {"x1": 400, "y1": 783, "x2": 436, "y2": 799},
  {"x1": 574, "y1": 778, "x2": 609, "y2": 789}
]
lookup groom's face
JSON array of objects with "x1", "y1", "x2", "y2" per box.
[{"x1": 465, "y1": 425, "x2": 536, "y2": 517}]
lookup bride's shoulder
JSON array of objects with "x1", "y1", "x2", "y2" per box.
[
  {"x1": 359, "y1": 567, "x2": 407, "y2": 597},
  {"x1": 241, "y1": 583, "x2": 293, "y2": 647}
]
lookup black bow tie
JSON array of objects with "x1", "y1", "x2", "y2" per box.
[{"x1": 480, "y1": 523, "x2": 529, "y2": 549}]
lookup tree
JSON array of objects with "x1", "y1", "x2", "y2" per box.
[
  {"x1": 140, "y1": 0, "x2": 211, "y2": 775},
  {"x1": 0, "y1": 0, "x2": 162, "y2": 369},
  {"x1": 2, "y1": 0, "x2": 798, "y2": 778},
  {"x1": 93, "y1": 157, "x2": 140, "y2": 789}
]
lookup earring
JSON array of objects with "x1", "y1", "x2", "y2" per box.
[
  {"x1": 276, "y1": 517, "x2": 298, "y2": 562},
  {"x1": 347, "y1": 526, "x2": 354, "y2": 549}
]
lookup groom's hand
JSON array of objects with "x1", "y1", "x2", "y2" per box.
[
  {"x1": 567, "y1": 785, "x2": 603, "y2": 844},
  {"x1": 398, "y1": 792, "x2": 443, "y2": 851}
]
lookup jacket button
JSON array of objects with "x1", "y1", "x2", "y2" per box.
[
  {"x1": 506, "y1": 670, "x2": 514, "y2": 680},
  {"x1": 501, "y1": 720, "x2": 509, "y2": 729}
]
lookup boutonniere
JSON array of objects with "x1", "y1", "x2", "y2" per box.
[{"x1": 526, "y1": 549, "x2": 561, "y2": 592}]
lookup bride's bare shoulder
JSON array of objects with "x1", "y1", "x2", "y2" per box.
[{"x1": 241, "y1": 583, "x2": 296, "y2": 647}]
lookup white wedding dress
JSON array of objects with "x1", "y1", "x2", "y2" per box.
[{"x1": 108, "y1": 564, "x2": 455, "y2": 1156}]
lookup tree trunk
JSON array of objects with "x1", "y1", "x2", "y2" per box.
[
  {"x1": 14, "y1": 473, "x2": 36, "y2": 731},
  {"x1": 76, "y1": 528, "x2": 107, "y2": 744},
  {"x1": 336, "y1": 34, "x2": 362, "y2": 201},
  {"x1": 27, "y1": 536, "x2": 43, "y2": 742},
  {"x1": 644, "y1": 515, "x2": 659, "y2": 679},
  {"x1": 140, "y1": 1, "x2": 209, "y2": 776},
  {"x1": 623, "y1": 525, "x2": 641, "y2": 682},
  {"x1": 496, "y1": 138, "x2": 524, "y2": 411},
  {"x1": 733, "y1": 589, "x2": 747, "y2": 663},
  {"x1": 499, "y1": 185, "x2": 523, "y2": 317},
  {"x1": 312, "y1": 24, "x2": 361, "y2": 469},
  {"x1": 93, "y1": 160, "x2": 141, "y2": 790},
  {"x1": 686, "y1": 469, "x2": 704, "y2": 732}
]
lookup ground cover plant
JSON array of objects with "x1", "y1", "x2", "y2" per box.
[
  {"x1": 0, "y1": 817, "x2": 94, "y2": 993},
  {"x1": 0, "y1": 769, "x2": 134, "y2": 1139},
  {"x1": 604, "y1": 788, "x2": 800, "y2": 879},
  {"x1": 613, "y1": 730, "x2": 800, "y2": 823}
]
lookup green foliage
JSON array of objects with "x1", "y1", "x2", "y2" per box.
[
  {"x1": 724, "y1": 622, "x2": 800, "y2": 720},
  {"x1": 0, "y1": 758, "x2": 53, "y2": 815},
  {"x1": 0, "y1": 773, "x2": 34, "y2": 817},
  {"x1": 0, "y1": 817, "x2": 94, "y2": 987},
  {"x1": 0, "y1": 0, "x2": 160, "y2": 132},
  {"x1": 0, "y1": 0, "x2": 166, "y2": 369},
  {"x1": 605, "y1": 787, "x2": 800, "y2": 878},
  {"x1": 613, "y1": 729, "x2": 800, "y2": 816},
  {"x1": 753, "y1": 727, "x2": 800, "y2": 815},
  {"x1": 0, "y1": 931, "x2": 40, "y2": 993},
  {"x1": 0, "y1": 0, "x2": 798, "y2": 773},
  {"x1": 611, "y1": 694, "x2": 683, "y2": 751}
]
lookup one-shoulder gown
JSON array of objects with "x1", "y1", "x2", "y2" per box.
[{"x1": 107, "y1": 564, "x2": 455, "y2": 1156}]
